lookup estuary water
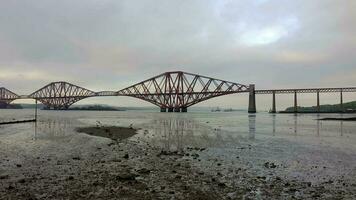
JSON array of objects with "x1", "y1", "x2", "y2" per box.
[{"x1": 1, "y1": 109, "x2": 356, "y2": 186}]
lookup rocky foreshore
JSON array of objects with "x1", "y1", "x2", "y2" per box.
[{"x1": 1, "y1": 128, "x2": 355, "y2": 200}]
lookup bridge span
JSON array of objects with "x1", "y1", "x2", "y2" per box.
[
  {"x1": 0, "y1": 71, "x2": 355, "y2": 113},
  {"x1": 255, "y1": 87, "x2": 356, "y2": 113}
]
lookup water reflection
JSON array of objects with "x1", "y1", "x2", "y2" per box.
[
  {"x1": 316, "y1": 117, "x2": 320, "y2": 137},
  {"x1": 32, "y1": 117, "x2": 75, "y2": 140},
  {"x1": 141, "y1": 115, "x2": 258, "y2": 152},
  {"x1": 294, "y1": 114, "x2": 298, "y2": 135},
  {"x1": 150, "y1": 117, "x2": 201, "y2": 152},
  {"x1": 272, "y1": 114, "x2": 276, "y2": 136},
  {"x1": 340, "y1": 121, "x2": 343, "y2": 136},
  {"x1": 248, "y1": 114, "x2": 256, "y2": 140}
]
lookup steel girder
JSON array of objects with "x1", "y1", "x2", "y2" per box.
[
  {"x1": 117, "y1": 71, "x2": 249, "y2": 109},
  {"x1": 0, "y1": 87, "x2": 19, "y2": 107},
  {"x1": 255, "y1": 87, "x2": 356, "y2": 94},
  {"x1": 29, "y1": 82, "x2": 95, "y2": 110}
]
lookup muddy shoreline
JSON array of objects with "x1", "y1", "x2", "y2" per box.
[{"x1": 1, "y1": 124, "x2": 355, "y2": 199}]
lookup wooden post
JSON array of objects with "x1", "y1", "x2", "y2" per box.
[
  {"x1": 294, "y1": 91, "x2": 298, "y2": 113},
  {"x1": 340, "y1": 89, "x2": 344, "y2": 112},
  {"x1": 271, "y1": 91, "x2": 276, "y2": 113}
]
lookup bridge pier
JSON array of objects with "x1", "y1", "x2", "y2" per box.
[
  {"x1": 0, "y1": 101, "x2": 10, "y2": 108},
  {"x1": 294, "y1": 91, "x2": 298, "y2": 113},
  {"x1": 248, "y1": 84, "x2": 256, "y2": 113},
  {"x1": 317, "y1": 90, "x2": 320, "y2": 112},
  {"x1": 181, "y1": 107, "x2": 187, "y2": 112},
  {"x1": 174, "y1": 107, "x2": 180, "y2": 112},
  {"x1": 160, "y1": 107, "x2": 167, "y2": 112},
  {"x1": 271, "y1": 91, "x2": 276, "y2": 113},
  {"x1": 168, "y1": 107, "x2": 174, "y2": 112}
]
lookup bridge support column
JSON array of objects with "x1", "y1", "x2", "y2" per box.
[
  {"x1": 160, "y1": 107, "x2": 167, "y2": 112},
  {"x1": 317, "y1": 90, "x2": 320, "y2": 112},
  {"x1": 248, "y1": 84, "x2": 256, "y2": 113},
  {"x1": 181, "y1": 107, "x2": 187, "y2": 112},
  {"x1": 168, "y1": 107, "x2": 174, "y2": 112},
  {"x1": 174, "y1": 107, "x2": 180, "y2": 112},
  {"x1": 340, "y1": 90, "x2": 344, "y2": 112},
  {"x1": 0, "y1": 101, "x2": 9, "y2": 108},
  {"x1": 271, "y1": 91, "x2": 276, "y2": 113},
  {"x1": 294, "y1": 91, "x2": 298, "y2": 113}
]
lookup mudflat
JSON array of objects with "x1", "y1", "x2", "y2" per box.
[
  {"x1": 1, "y1": 125, "x2": 355, "y2": 199},
  {"x1": 76, "y1": 126, "x2": 137, "y2": 140}
]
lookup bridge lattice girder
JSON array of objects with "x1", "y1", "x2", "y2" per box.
[
  {"x1": 255, "y1": 87, "x2": 356, "y2": 94},
  {"x1": 0, "y1": 87, "x2": 19, "y2": 106},
  {"x1": 29, "y1": 82, "x2": 95, "y2": 109},
  {"x1": 117, "y1": 71, "x2": 249, "y2": 109}
]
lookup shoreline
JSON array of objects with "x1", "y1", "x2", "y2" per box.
[{"x1": 1, "y1": 124, "x2": 355, "y2": 199}]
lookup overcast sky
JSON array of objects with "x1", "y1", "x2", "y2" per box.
[{"x1": 0, "y1": 0, "x2": 355, "y2": 110}]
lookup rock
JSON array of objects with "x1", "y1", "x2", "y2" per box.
[
  {"x1": 123, "y1": 154, "x2": 129, "y2": 159},
  {"x1": 191, "y1": 153, "x2": 199, "y2": 159},
  {"x1": 18, "y1": 178, "x2": 26, "y2": 183},
  {"x1": 0, "y1": 175, "x2": 9, "y2": 179},
  {"x1": 116, "y1": 172, "x2": 137, "y2": 181},
  {"x1": 137, "y1": 168, "x2": 151, "y2": 174},
  {"x1": 227, "y1": 192, "x2": 237, "y2": 199},
  {"x1": 16, "y1": 164, "x2": 22, "y2": 167},
  {"x1": 264, "y1": 162, "x2": 277, "y2": 169},
  {"x1": 72, "y1": 157, "x2": 81, "y2": 160},
  {"x1": 218, "y1": 182, "x2": 226, "y2": 187}
]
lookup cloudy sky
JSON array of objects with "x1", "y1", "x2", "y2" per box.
[{"x1": 0, "y1": 0, "x2": 355, "y2": 110}]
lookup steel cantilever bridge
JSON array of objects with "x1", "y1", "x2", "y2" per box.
[
  {"x1": 1, "y1": 71, "x2": 356, "y2": 113},
  {"x1": 0, "y1": 71, "x2": 254, "y2": 112}
]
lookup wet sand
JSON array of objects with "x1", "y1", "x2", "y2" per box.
[
  {"x1": 1, "y1": 125, "x2": 356, "y2": 199},
  {"x1": 76, "y1": 126, "x2": 137, "y2": 141}
]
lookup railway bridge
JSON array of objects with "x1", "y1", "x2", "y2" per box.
[{"x1": 1, "y1": 71, "x2": 355, "y2": 113}]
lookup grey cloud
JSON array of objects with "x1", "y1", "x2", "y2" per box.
[{"x1": 0, "y1": 0, "x2": 355, "y2": 108}]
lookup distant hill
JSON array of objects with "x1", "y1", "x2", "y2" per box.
[
  {"x1": 69, "y1": 105, "x2": 125, "y2": 111},
  {"x1": 283, "y1": 101, "x2": 356, "y2": 113}
]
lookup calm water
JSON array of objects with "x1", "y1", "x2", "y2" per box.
[
  {"x1": 0, "y1": 109, "x2": 355, "y2": 146},
  {"x1": 1, "y1": 109, "x2": 356, "y2": 183}
]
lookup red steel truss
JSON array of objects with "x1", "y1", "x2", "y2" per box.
[
  {"x1": 117, "y1": 71, "x2": 249, "y2": 112},
  {"x1": 29, "y1": 82, "x2": 95, "y2": 110},
  {"x1": 2, "y1": 71, "x2": 356, "y2": 111},
  {"x1": 0, "y1": 87, "x2": 19, "y2": 107}
]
